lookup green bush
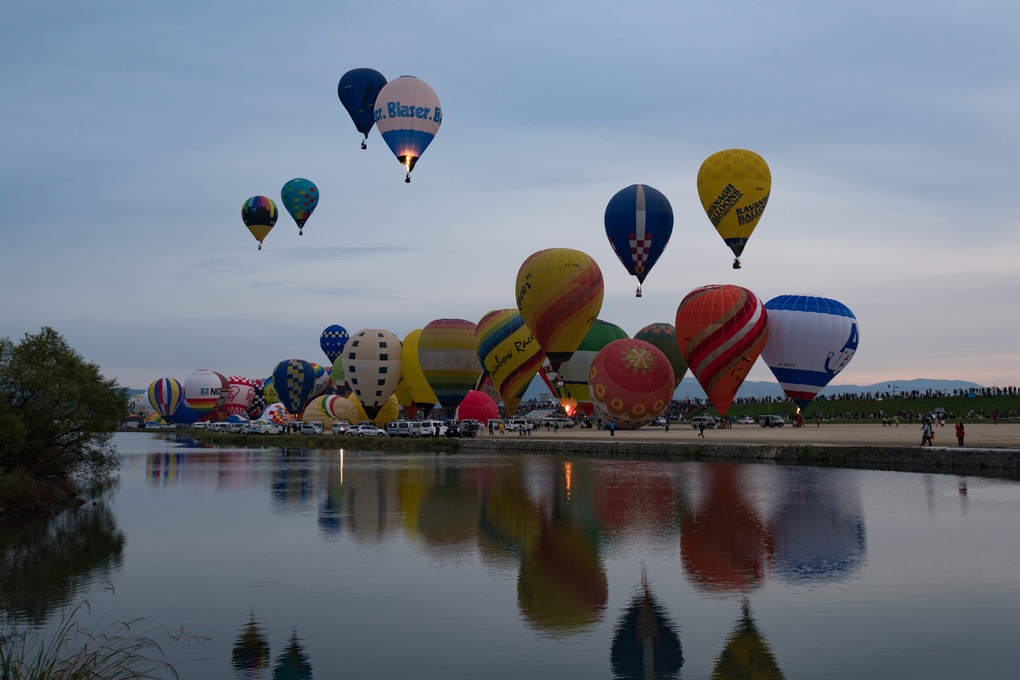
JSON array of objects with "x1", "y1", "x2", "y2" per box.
[{"x1": 0, "y1": 327, "x2": 128, "y2": 480}]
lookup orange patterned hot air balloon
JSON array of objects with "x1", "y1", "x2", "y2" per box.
[
  {"x1": 675, "y1": 285, "x2": 768, "y2": 415},
  {"x1": 515, "y1": 248, "x2": 604, "y2": 372},
  {"x1": 588, "y1": 338, "x2": 675, "y2": 430}
]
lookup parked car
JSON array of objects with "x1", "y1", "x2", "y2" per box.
[
  {"x1": 653, "y1": 416, "x2": 668, "y2": 427},
  {"x1": 737, "y1": 416, "x2": 755, "y2": 425},
  {"x1": 758, "y1": 414, "x2": 785, "y2": 428},
  {"x1": 352, "y1": 423, "x2": 387, "y2": 437},
  {"x1": 332, "y1": 421, "x2": 351, "y2": 435},
  {"x1": 300, "y1": 423, "x2": 323, "y2": 435},
  {"x1": 247, "y1": 421, "x2": 281, "y2": 435}
]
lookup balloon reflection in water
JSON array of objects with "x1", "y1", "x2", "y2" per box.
[
  {"x1": 610, "y1": 568, "x2": 683, "y2": 679},
  {"x1": 711, "y1": 601, "x2": 784, "y2": 680}
]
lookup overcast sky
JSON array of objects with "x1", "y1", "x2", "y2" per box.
[{"x1": 2, "y1": 1, "x2": 1018, "y2": 393}]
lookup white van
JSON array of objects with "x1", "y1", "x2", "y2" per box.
[
  {"x1": 416, "y1": 420, "x2": 447, "y2": 437},
  {"x1": 386, "y1": 420, "x2": 413, "y2": 437},
  {"x1": 690, "y1": 416, "x2": 716, "y2": 430},
  {"x1": 506, "y1": 418, "x2": 532, "y2": 432},
  {"x1": 332, "y1": 421, "x2": 351, "y2": 435}
]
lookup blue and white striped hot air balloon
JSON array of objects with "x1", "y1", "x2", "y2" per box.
[
  {"x1": 761, "y1": 295, "x2": 859, "y2": 410},
  {"x1": 373, "y1": 76, "x2": 441, "y2": 182}
]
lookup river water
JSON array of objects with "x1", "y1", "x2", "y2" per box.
[{"x1": 2, "y1": 432, "x2": 1018, "y2": 679}]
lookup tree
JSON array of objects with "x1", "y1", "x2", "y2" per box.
[{"x1": 0, "y1": 327, "x2": 128, "y2": 478}]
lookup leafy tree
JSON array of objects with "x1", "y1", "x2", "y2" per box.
[{"x1": 0, "y1": 327, "x2": 128, "y2": 478}]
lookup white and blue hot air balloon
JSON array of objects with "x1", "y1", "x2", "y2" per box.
[
  {"x1": 373, "y1": 76, "x2": 441, "y2": 182},
  {"x1": 761, "y1": 295, "x2": 859, "y2": 410}
]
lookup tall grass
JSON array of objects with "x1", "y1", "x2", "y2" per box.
[{"x1": 0, "y1": 586, "x2": 207, "y2": 679}]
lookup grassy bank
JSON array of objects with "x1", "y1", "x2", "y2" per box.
[{"x1": 699, "y1": 393, "x2": 1020, "y2": 422}]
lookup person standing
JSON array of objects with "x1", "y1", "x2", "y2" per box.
[
  {"x1": 609, "y1": 421, "x2": 615, "y2": 437},
  {"x1": 955, "y1": 421, "x2": 965, "y2": 447}
]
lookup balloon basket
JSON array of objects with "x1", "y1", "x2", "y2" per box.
[
  {"x1": 257, "y1": 244, "x2": 262, "y2": 251},
  {"x1": 299, "y1": 229, "x2": 303, "y2": 236},
  {"x1": 635, "y1": 285, "x2": 642, "y2": 298},
  {"x1": 404, "y1": 173, "x2": 411, "y2": 183},
  {"x1": 732, "y1": 258, "x2": 741, "y2": 269},
  {"x1": 361, "y1": 140, "x2": 367, "y2": 150}
]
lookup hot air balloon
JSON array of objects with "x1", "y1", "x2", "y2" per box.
[
  {"x1": 224, "y1": 376, "x2": 255, "y2": 417},
  {"x1": 320, "y1": 324, "x2": 349, "y2": 364},
  {"x1": 418, "y1": 319, "x2": 483, "y2": 418},
  {"x1": 329, "y1": 355, "x2": 352, "y2": 397},
  {"x1": 342, "y1": 329, "x2": 402, "y2": 419},
  {"x1": 338, "y1": 68, "x2": 387, "y2": 149},
  {"x1": 588, "y1": 338, "x2": 675, "y2": 430},
  {"x1": 373, "y1": 76, "x2": 442, "y2": 182},
  {"x1": 455, "y1": 390, "x2": 500, "y2": 423},
  {"x1": 280, "y1": 178, "x2": 318, "y2": 236},
  {"x1": 271, "y1": 360, "x2": 318, "y2": 417},
  {"x1": 516, "y1": 248, "x2": 604, "y2": 373},
  {"x1": 634, "y1": 323, "x2": 688, "y2": 388},
  {"x1": 401, "y1": 329, "x2": 438, "y2": 416},
  {"x1": 675, "y1": 285, "x2": 768, "y2": 415},
  {"x1": 241, "y1": 196, "x2": 278, "y2": 251},
  {"x1": 475, "y1": 309, "x2": 545, "y2": 417},
  {"x1": 247, "y1": 379, "x2": 267, "y2": 420},
  {"x1": 183, "y1": 369, "x2": 229, "y2": 422},
  {"x1": 761, "y1": 295, "x2": 859, "y2": 410},
  {"x1": 558, "y1": 319, "x2": 629, "y2": 417},
  {"x1": 604, "y1": 184, "x2": 674, "y2": 297},
  {"x1": 696, "y1": 149, "x2": 771, "y2": 269},
  {"x1": 148, "y1": 378, "x2": 184, "y2": 422}
]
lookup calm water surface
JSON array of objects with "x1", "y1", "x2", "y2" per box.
[{"x1": 2, "y1": 432, "x2": 1019, "y2": 679}]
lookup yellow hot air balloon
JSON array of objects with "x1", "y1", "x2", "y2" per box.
[
  {"x1": 515, "y1": 248, "x2": 604, "y2": 372},
  {"x1": 697, "y1": 149, "x2": 771, "y2": 269},
  {"x1": 401, "y1": 329, "x2": 439, "y2": 416}
]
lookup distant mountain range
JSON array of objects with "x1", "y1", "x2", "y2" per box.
[{"x1": 524, "y1": 377, "x2": 986, "y2": 402}]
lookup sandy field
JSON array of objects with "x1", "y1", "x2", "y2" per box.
[{"x1": 487, "y1": 421, "x2": 1020, "y2": 450}]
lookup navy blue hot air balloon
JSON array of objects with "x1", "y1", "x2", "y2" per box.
[
  {"x1": 338, "y1": 68, "x2": 387, "y2": 149},
  {"x1": 320, "y1": 324, "x2": 349, "y2": 364},
  {"x1": 604, "y1": 184, "x2": 674, "y2": 297}
]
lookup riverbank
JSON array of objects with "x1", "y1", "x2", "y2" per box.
[{"x1": 179, "y1": 422, "x2": 1020, "y2": 478}]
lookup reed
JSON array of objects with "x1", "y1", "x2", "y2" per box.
[{"x1": 0, "y1": 586, "x2": 207, "y2": 680}]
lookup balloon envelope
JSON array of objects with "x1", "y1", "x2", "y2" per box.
[
  {"x1": 558, "y1": 319, "x2": 629, "y2": 415},
  {"x1": 224, "y1": 376, "x2": 255, "y2": 417},
  {"x1": 516, "y1": 248, "x2": 604, "y2": 372},
  {"x1": 675, "y1": 285, "x2": 768, "y2": 415},
  {"x1": 242, "y1": 196, "x2": 278, "y2": 249},
  {"x1": 604, "y1": 184, "x2": 673, "y2": 293},
  {"x1": 418, "y1": 319, "x2": 482, "y2": 416},
  {"x1": 183, "y1": 369, "x2": 229, "y2": 422},
  {"x1": 147, "y1": 378, "x2": 184, "y2": 421},
  {"x1": 475, "y1": 309, "x2": 544, "y2": 417},
  {"x1": 280, "y1": 178, "x2": 318, "y2": 234},
  {"x1": 588, "y1": 339, "x2": 675, "y2": 429},
  {"x1": 271, "y1": 360, "x2": 318, "y2": 417},
  {"x1": 342, "y1": 329, "x2": 402, "y2": 419},
  {"x1": 338, "y1": 68, "x2": 387, "y2": 140},
  {"x1": 762, "y1": 295, "x2": 859, "y2": 410},
  {"x1": 634, "y1": 323, "x2": 688, "y2": 387},
  {"x1": 320, "y1": 325, "x2": 349, "y2": 364},
  {"x1": 696, "y1": 149, "x2": 771, "y2": 265},
  {"x1": 401, "y1": 328, "x2": 438, "y2": 415},
  {"x1": 373, "y1": 76, "x2": 442, "y2": 178},
  {"x1": 455, "y1": 390, "x2": 500, "y2": 423}
]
